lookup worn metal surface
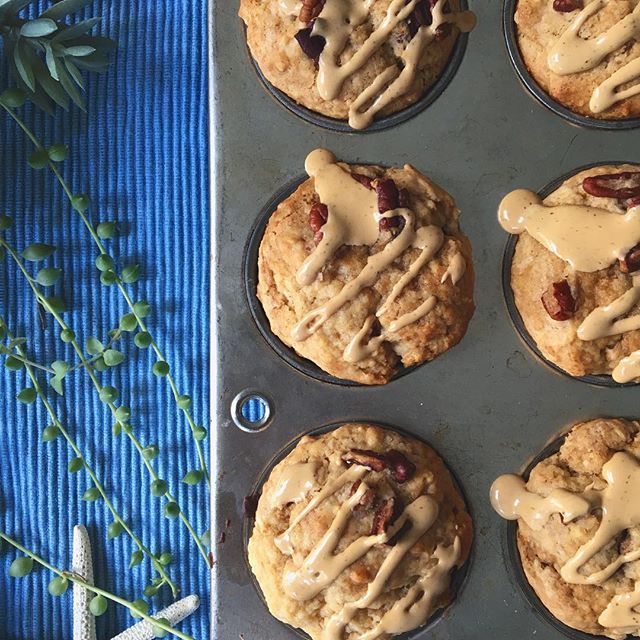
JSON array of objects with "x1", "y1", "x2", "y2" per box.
[{"x1": 210, "y1": 0, "x2": 640, "y2": 637}]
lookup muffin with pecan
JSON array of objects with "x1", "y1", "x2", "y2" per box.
[
  {"x1": 239, "y1": 0, "x2": 476, "y2": 129},
  {"x1": 500, "y1": 164, "x2": 640, "y2": 383},
  {"x1": 491, "y1": 417, "x2": 640, "y2": 639},
  {"x1": 248, "y1": 422, "x2": 473, "y2": 640},
  {"x1": 514, "y1": 0, "x2": 640, "y2": 119},
  {"x1": 257, "y1": 148, "x2": 475, "y2": 385}
]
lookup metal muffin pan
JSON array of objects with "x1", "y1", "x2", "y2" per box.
[{"x1": 211, "y1": 1, "x2": 640, "y2": 638}]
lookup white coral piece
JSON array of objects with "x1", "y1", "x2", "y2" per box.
[{"x1": 73, "y1": 525, "x2": 97, "y2": 640}]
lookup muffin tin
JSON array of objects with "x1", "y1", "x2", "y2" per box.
[{"x1": 211, "y1": 1, "x2": 640, "y2": 638}]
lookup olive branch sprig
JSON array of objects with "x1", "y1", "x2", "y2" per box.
[
  {"x1": 0, "y1": 0, "x2": 116, "y2": 113},
  {"x1": 0, "y1": 317, "x2": 179, "y2": 598},
  {"x1": 0, "y1": 530, "x2": 195, "y2": 640},
  {"x1": 0, "y1": 233, "x2": 211, "y2": 568},
  {"x1": 0, "y1": 90, "x2": 211, "y2": 492}
]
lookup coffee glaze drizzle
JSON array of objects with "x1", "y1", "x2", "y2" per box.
[
  {"x1": 308, "y1": 0, "x2": 476, "y2": 129},
  {"x1": 292, "y1": 150, "x2": 464, "y2": 364},
  {"x1": 273, "y1": 459, "x2": 461, "y2": 639},
  {"x1": 547, "y1": 0, "x2": 640, "y2": 114},
  {"x1": 491, "y1": 451, "x2": 640, "y2": 631}
]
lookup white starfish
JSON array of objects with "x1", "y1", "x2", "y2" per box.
[{"x1": 72, "y1": 524, "x2": 200, "y2": 640}]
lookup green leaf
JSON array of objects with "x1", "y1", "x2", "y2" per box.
[
  {"x1": 108, "y1": 521, "x2": 124, "y2": 539},
  {"x1": 0, "y1": 214, "x2": 13, "y2": 230},
  {"x1": 103, "y1": 349, "x2": 124, "y2": 367},
  {"x1": 151, "y1": 479, "x2": 168, "y2": 497},
  {"x1": 157, "y1": 552, "x2": 172, "y2": 567},
  {"x1": 64, "y1": 57, "x2": 84, "y2": 90},
  {"x1": 143, "y1": 585, "x2": 159, "y2": 598},
  {"x1": 52, "y1": 17, "x2": 101, "y2": 43},
  {"x1": 20, "y1": 19, "x2": 57, "y2": 38},
  {"x1": 86, "y1": 337, "x2": 103, "y2": 355},
  {"x1": 14, "y1": 40, "x2": 36, "y2": 92},
  {"x1": 68, "y1": 457, "x2": 83, "y2": 473},
  {"x1": 177, "y1": 395, "x2": 191, "y2": 410},
  {"x1": 163, "y1": 502, "x2": 180, "y2": 519},
  {"x1": 48, "y1": 144, "x2": 68, "y2": 162},
  {"x1": 42, "y1": 425, "x2": 59, "y2": 442},
  {"x1": 121, "y1": 264, "x2": 140, "y2": 284},
  {"x1": 17, "y1": 388, "x2": 37, "y2": 404},
  {"x1": 96, "y1": 221, "x2": 116, "y2": 239},
  {"x1": 71, "y1": 194, "x2": 90, "y2": 212},
  {"x1": 95, "y1": 253, "x2": 114, "y2": 272},
  {"x1": 99, "y1": 386, "x2": 117, "y2": 403},
  {"x1": 131, "y1": 599, "x2": 149, "y2": 619},
  {"x1": 46, "y1": 296, "x2": 68, "y2": 314},
  {"x1": 44, "y1": 42, "x2": 58, "y2": 81},
  {"x1": 9, "y1": 557, "x2": 33, "y2": 578},
  {"x1": 61, "y1": 328, "x2": 75, "y2": 343},
  {"x1": 0, "y1": 88, "x2": 26, "y2": 108},
  {"x1": 54, "y1": 57, "x2": 85, "y2": 110},
  {"x1": 31, "y1": 55, "x2": 69, "y2": 110},
  {"x1": 112, "y1": 422, "x2": 122, "y2": 437},
  {"x1": 65, "y1": 45, "x2": 96, "y2": 57},
  {"x1": 152, "y1": 361, "x2": 169, "y2": 377},
  {"x1": 28, "y1": 149, "x2": 49, "y2": 169},
  {"x1": 42, "y1": 0, "x2": 94, "y2": 20},
  {"x1": 134, "y1": 332, "x2": 152, "y2": 349},
  {"x1": 119, "y1": 314, "x2": 137, "y2": 332},
  {"x1": 93, "y1": 356, "x2": 107, "y2": 372},
  {"x1": 194, "y1": 426, "x2": 207, "y2": 441},
  {"x1": 52, "y1": 360, "x2": 69, "y2": 376},
  {"x1": 89, "y1": 594, "x2": 108, "y2": 616},
  {"x1": 114, "y1": 406, "x2": 130, "y2": 421},
  {"x1": 48, "y1": 576, "x2": 69, "y2": 596},
  {"x1": 142, "y1": 445, "x2": 159, "y2": 461},
  {"x1": 133, "y1": 301, "x2": 150, "y2": 318},
  {"x1": 49, "y1": 375, "x2": 63, "y2": 396},
  {"x1": 100, "y1": 270, "x2": 117, "y2": 286},
  {"x1": 4, "y1": 356, "x2": 24, "y2": 371},
  {"x1": 153, "y1": 618, "x2": 172, "y2": 638},
  {"x1": 201, "y1": 529, "x2": 211, "y2": 547},
  {"x1": 129, "y1": 550, "x2": 143, "y2": 568},
  {"x1": 82, "y1": 487, "x2": 101, "y2": 502},
  {"x1": 22, "y1": 243, "x2": 55, "y2": 261},
  {"x1": 182, "y1": 470, "x2": 204, "y2": 486},
  {"x1": 36, "y1": 267, "x2": 62, "y2": 286}
]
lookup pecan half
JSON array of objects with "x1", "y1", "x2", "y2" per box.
[
  {"x1": 299, "y1": 0, "x2": 325, "y2": 24},
  {"x1": 295, "y1": 26, "x2": 326, "y2": 62},
  {"x1": 620, "y1": 243, "x2": 640, "y2": 274},
  {"x1": 342, "y1": 449, "x2": 416, "y2": 484},
  {"x1": 351, "y1": 172, "x2": 374, "y2": 190},
  {"x1": 350, "y1": 480, "x2": 375, "y2": 509},
  {"x1": 553, "y1": 0, "x2": 583, "y2": 11},
  {"x1": 385, "y1": 450, "x2": 417, "y2": 484},
  {"x1": 582, "y1": 171, "x2": 640, "y2": 200},
  {"x1": 376, "y1": 179, "x2": 400, "y2": 213},
  {"x1": 309, "y1": 202, "x2": 328, "y2": 233},
  {"x1": 371, "y1": 498, "x2": 397, "y2": 535},
  {"x1": 541, "y1": 280, "x2": 576, "y2": 321},
  {"x1": 342, "y1": 449, "x2": 388, "y2": 472}
]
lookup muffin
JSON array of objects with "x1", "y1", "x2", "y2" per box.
[
  {"x1": 239, "y1": 0, "x2": 476, "y2": 129},
  {"x1": 499, "y1": 164, "x2": 640, "y2": 383},
  {"x1": 257, "y1": 148, "x2": 475, "y2": 385},
  {"x1": 514, "y1": 0, "x2": 640, "y2": 120},
  {"x1": 248, "y1": 423, "x2": 473, "y2": 640},
  {"x1": 491, "y1": 417, "x2": 640, "y2": 639}
]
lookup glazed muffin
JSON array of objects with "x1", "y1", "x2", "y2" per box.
[
  {"x1": 499, "y1": 164, "x2": 640, "y2": 383},
  {"x1": 257, "y1": 148, "x2": 475, "y2": 385},
  {"x1": 239, "y1": 0, "x2": 476, "y2": 129},
  {"x1": 515, "y1": 0, "x2": 640, "y2": 120},
  {"x1": 248, "y1": 423, "x2": 473, "y2": 640},
  {"x1": 491, "y1": 418, "x2": 640, "y2": 639}
]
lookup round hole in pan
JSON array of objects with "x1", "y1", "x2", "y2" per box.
[
  {"x1": 241, "y1": 1, "x2": 471, "y2": 134},
  {"x1": 501, "y1": 431, "x2": 613, "y2": 640},
  {"x1": 501, "y1": 161, "x2": 639, "y2": 389},
  {"x1": 241, "y1": 421, "x2": 474, "y2": 640},
  {"x1": 244, "y1": 176, "x2": 426, "y2": 387},
  {"x1": 502, "y1": 0, "x2": 640, "y2": 131}
]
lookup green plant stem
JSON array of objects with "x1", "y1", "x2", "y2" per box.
[
  {"x1": 2, "y1": 104, "x2": 210, "y2": 489},
  {"x1": 0, "y1": 324, "x2": 178, "y2": 598},
  {"x1": 0, "y1": 531, "x2": 194, "y2": 640},
  {"x1": 0, "y1": 238, "x2": 210, "y2": 567},
  {"x1": 1, "y1": 350, "x2": 54, "y2": 373}
]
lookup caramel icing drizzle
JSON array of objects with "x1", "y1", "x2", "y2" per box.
[
  {"x1": 273, "y1": 458, "x2": 460, "y2": 638},
  {"x1": 309, "y1": 0, "x2": 475, "y2": 129},
  {"x1": 271, "y1": 461, "x2": 320, "y2": 508},
  {"x1": 491, "y1": 452, "x2": 640, "y2": 630},
  {"x1": 293, "y1": 150, "x2": 463, "y2": 363},
  {"x1": 547, "y1": 0, "x2": 640, "y2": 114}
]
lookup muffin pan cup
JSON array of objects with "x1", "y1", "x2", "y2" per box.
[
  {"x1": 502, "y1": 0, "x2": 640, "y2": 130},
  {"x1": 212, "y1": 0, "x2": 640, "y2": 638},
  {"x1": 502, "y1": 162, "x2": 639, "y2": 389}
]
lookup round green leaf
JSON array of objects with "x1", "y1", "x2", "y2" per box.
[
  {"x1": 17, "y1": 388, "x2": 37, "y2": 404},
  {"x1": 182, "y1": 470, "x2": 204, "y2": 486},
  {"x1": 89, "y1": 595, "x2": 108, "y2": 617},
  {"x1": 153, "y1": 618, "x2": 172, "y2": 638},
  {"x1": 5, "y1": 356, "x2": 24, "y2": 371},
  {"x1": 129, "y1": 550, "x2": 144, "y2": 568},
  {"x1": 112, "y1": 422, "x2": 123, "y2": 437},
  {"x1": 152, "y1": 361, "x2": 169, "y2": 377},
  {"x1": 0, "y1": 88, "x2": 27, "y2": 108},
  {"x1": 48, "y1": 576, "x2": 69, "y2": 596},
  {"x1": 96, "y1": 221, "x2": 116, "y2": 239},
  {"x1": 108, "y1": 521, "x2": 124, "y2": 540},
  {"x1": 86, "y1": 337, "x2": 103, "y2": 355},
  {"x1": 163, "y1": 501, "x2": 180, "y2": 519},
  {"x1": 133, "y1": 301, "x2": 151, "y2": 318},
  {"x1": 82, "y1": 487, "x2": 101, "y2": 502},
  {"x1": 194, "y1": 426, "x2": 207, "y2": 441},
  {"x1": 71, "y1": 194, "x2": 90, "y2": 213},
  {"x1": 119, "y1": 314, "x2": 137, "y2": 332},
  {"x1": 115, "y1": 406, "x2": 130, "y2": 421},
  {"x1": 121, "y1": 264, "x2": 140, "y2": 284},
  {"x1": 20, "y1": 18, "x2": 57, "y2": 38},
  {"x1": 177, "y1": 395, "x2": 191, "y2": 410},
  {"x1": 48, "y1": 144, "x2": 67, "y2": 162},
  {"x1": 134, "y1": 332, "x2": 152, "y2": 349},
  {"x1": 68, "y1": 457, "x2": 84, "y2": 473},
  {"x1": 99, "y1": 386, "x2": 117, "y2": 403},
  {"x1": 42, "y1": 425, "x2": 59, "y2": 442},
  {"x1": 95, "y1": 254, "x2": 114, "y2": 272},
  {"x1": 9, "y1": 557, "x2": 33, "y2": 578},
  {"x1": 21, "y1": 243, "x2": 55, "y2": 261},
  {"x1": 143, "y1": 584, "x2": 159, "y2": 598},
  {"x1": 60, "y1": 329, "x2": 75, "y2": 343},
  {"x1": 103, "y1": 349, "x2": 125, "y2": 367},
  {"x1": 36, "y1": 267, "x2": 62, "y2": 286},
  {"x1": 142, "y1": 445, "x2": 159, "y2": 461},
  {"x1": 131, "y1": 599, "x2": 149, "y2": 619},
  {"x1": 100, "y1": 270, "x2": 117, "y2": 286},
  {"x1": 0, "y1": 215, "x2": 13, "y2": 230},
  {"x1": 151, "y1": 479, "x2": 168, "y2": 497},
  {"x1": 157, "y1": 552, "x2": 172, "y2": 567},
  {"x1": 28, "y1": 150, "x2": 49, "y2": 170},
  {"x1": 93, "y1": 357, "x2": 107, "y2": 373},
  {"x1": 45, "y1": 296, "x2": 68, "y2": 314}
]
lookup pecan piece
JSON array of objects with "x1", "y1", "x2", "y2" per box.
[
  {"x1": 385, "y1": 450, "x2": 417, "y2": 484},
  {"x1": 620, "y1": 243, "x2": 640, "y2": 274},
  {"x1": 553, "y1": 0, "x2": 583, "y2": 11},
  {"x1": 434, "y1": 22, "x2": 453, "y2": 41},
  {"x1": 309, "y1": 202, "x2": 328, "y2": 233},
  {"x1": 299, "y1": 0, "x2": 325, "y2": 24},
  {"x1": 541, "y1": 280, "x2": 576, "y2": 321},
  {"x1": 371, "y1": 498, "x2": 397, "y2": 535},
  {"x1": 342, "y1": 449, "x2": 388, "y2": 472},
  {"x1": 351, "y1": 172, "x2": 374, "y2": 190},
  {"x1": 350, "y1": 480, "x2": 375, "y2": 509},
  {"x1": 376, "y1": 179, "x2": 400, "y2": 213},
  {"x1": 295, "y1": 26, "x2": 326, "y2": 62},
  {"x1": 582, "y1": 171, "x2": 640, "y2": 200},
  {"x1": 406, "y1": 0, "x2": 435, "y2": 37}
]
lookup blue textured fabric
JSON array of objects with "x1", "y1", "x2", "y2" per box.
[{"x1": 0, "y1": 2, "x2": 209, "y2": 639}]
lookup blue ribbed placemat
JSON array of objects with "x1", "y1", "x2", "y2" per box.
[{"x1": 0, "y1": 1, "x2": 209, "y2": 638}]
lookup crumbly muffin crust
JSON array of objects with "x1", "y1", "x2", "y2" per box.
[
  {"x1": 248, "y1": 423, "x2": 473, "y2": 640},
  {"x1": 516, "y1": 418, "x2": 640, "y2": 639},
  {"x1": 515, "y1": 0, "x2": 640, "y2": 119},
  {"x1": 239, "y1": 0, "x2": 460, "y2": 122},
  {"x1": 510, "y1": 164, "x2": 640, "y2": 378},
  {"x1": 257, "y1": 160, "x2": 475, "y2": 385}
]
